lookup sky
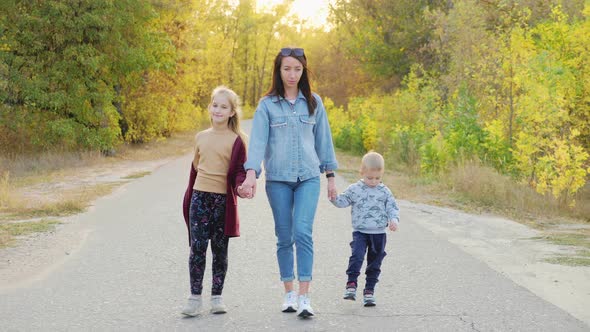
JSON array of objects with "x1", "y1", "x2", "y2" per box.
[{"x1": 256, "y1": 0, "x2": 333, "y2": 28}]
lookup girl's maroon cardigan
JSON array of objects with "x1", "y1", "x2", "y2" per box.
[{"x1": 182, "y1": 135, "x2": 247, "y2": 245}]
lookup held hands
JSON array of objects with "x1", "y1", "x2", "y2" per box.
[
  {"x1": 388, "y1": 220, "x2": 398, "y2": 232},
  {"x1": 327, "y1": 177, "x2": 337, "y2": 201},
  {"x1": 238, "y1": 170, "x2": 257, "y2": 199},
  {"x1": 237, "y1": 185, "x2": 250, "y2": 198}
]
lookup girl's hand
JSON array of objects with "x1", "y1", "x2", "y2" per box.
[
  {"x1": 236, "y1": 186, "x2": 249, "y2": 198},
  {"x1": 327, "y1": 177, "x2": 337, "y2": 201},
  {"x1": 239, "y1": 170, "x2": 257, "y2": 198}
]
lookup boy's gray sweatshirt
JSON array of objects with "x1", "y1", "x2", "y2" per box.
[{"x1": 330, "y1": 180, "x2": 400, "y2": 234}]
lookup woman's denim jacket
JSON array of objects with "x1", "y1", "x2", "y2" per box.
[{"x1": 244, "y1": 91, "x2": 338, "y2": 182}]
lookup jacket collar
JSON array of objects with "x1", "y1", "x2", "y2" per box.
[
  {"x1": 359, "y1": 180, "x2": 384, "y2": 189},
  {"x1": 270, "y1": 90, "x2": 307, "y2": 103}
]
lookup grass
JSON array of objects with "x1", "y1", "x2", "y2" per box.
[
  {"x1": 531, "y1": 231, "x2": 590, "y2": 266},
  {"x1": 544, "y1": 255, "x2": 590, "y2": 267},
  {"x1": 532, "y1": 232, "x2": 590, "y2": 248},
  {"x1": 0, "y1": 151, "x2": 104, "y2": 178},
  {"x1": 0, "y1": 201, "x2": 85, "y2": 221},
  {"x1": 0, "y1": 171, "x2": 20, "y2": 209},
  {"x1": 0, "y1": 182, "x2": 123, "y2": 222},
  {"x1": 446, "y1": 161, "x2": 590, "y2": 224},
  {"x1": 0, "y1": 219, "x2": 61, "y2": 248},
  {"x1": 122, "y1": 171, "x2": 152, "y2": 179}
]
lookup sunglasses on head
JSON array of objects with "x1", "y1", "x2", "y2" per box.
[{"x1": 280, "y1": 48, "x2": 305, "y2": 57}]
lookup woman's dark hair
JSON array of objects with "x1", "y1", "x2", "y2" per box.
[{"x1": 265, "y1": 49, "x2": 317, "y2": 115}]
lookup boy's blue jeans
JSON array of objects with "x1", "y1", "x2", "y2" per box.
[
  {"x1": 265, "y1": 177, "x2": 320, "y2": 282},
  {"x1": 347, "y1": 231, "x2": 387, "y2": 291}
]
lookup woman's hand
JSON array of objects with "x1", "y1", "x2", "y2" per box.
[
  {"x1": 238, "y1": 169, "x2": 257, "y2": 199},
  {"x1": 327, "y1": 177, "x2": 337, "y2": 201}
]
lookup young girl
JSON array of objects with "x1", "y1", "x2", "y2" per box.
[{"x1": 181, "y1": 86, "x2": 247, "y2": 316}]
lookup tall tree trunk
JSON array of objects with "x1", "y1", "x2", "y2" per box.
[
  {"x1": 258, "y1": 22, "x2": 276, "y2": 101},
  {"x1": 508, "y1": 61, "x2": 514, "y2": 148},
  {"x1": 242, "y1": 46, "x2": 249, "y2": 103}
]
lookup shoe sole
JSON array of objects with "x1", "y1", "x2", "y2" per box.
[
  {"x1": 298, "y1": 310, "x2": 314, "y2": 318},
  {"x1": 282, "y1": 306, "x2": 297, "y2": 313},
  {"x1": 343, "y1": 295, "x2": 356, "y2": 301},
  {"x1": 363, "y1": 302, "x2": 376, "y2": 307},
  {"x1": 181, "y1": 311, "x2": 200, "y2": 317},
  {"x1": 211, "y1": 310, "x2": 227, "y2": 314}
]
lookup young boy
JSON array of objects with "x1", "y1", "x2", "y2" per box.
[{"x1": 330, "y1": 151, "x2": 399, "y2": 307}]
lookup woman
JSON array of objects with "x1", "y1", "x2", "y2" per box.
[{"x1": 239, "y1": 47, "x2": 338, "y2": 318}]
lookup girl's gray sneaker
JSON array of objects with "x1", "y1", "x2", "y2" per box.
[
  {"x1": 210, "y1": 295, "x2": 227, "y2": 314},
  {"x1": 181, "y1": 295, "x2": 202, "y2": 316}
]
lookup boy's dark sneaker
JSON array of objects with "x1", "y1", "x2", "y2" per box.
[
  {"x1": 343, "y1": 282, "x2": 357, "y2": 301},
  {"x1": 363, "y1": 290, "x2": 376, "y2": 307}
]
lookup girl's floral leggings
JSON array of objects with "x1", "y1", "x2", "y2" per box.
[{"x1": 188, "y1": 190, "x2": 229, "y2": 296}]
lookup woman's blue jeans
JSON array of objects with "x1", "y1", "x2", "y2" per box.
[{"x1": 265, "y1": 177, "x2": 320, "y2": 282}]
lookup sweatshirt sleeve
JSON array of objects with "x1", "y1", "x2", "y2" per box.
[
  {"x1": 330, "y1": 184, "x2": 355, "y2": 208},
  {"x1": 384, "y1": 186, "x2": 400, "y2": 223}
]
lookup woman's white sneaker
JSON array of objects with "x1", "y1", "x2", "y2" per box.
[
  {"x1": 282, "y1": 291, "x2": 298, "y2": 312},
  {"x1": 296, "y1": 294, "x2": 314, "y2": 318}
]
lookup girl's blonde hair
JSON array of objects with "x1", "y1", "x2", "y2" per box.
[
  {"x1": 209, "y1": 85, "x2": 247, "y2": 144},
  {"x1": 361, "y1": 151, "x2": 385, "y2": 172}
]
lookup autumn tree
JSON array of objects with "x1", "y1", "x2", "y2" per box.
[
  {"x1": 0, "y1": 0, "x2": 172, "y2": 151},
  {"x1": 330, "y1": 0, "x2": 450, "y2": 89}
]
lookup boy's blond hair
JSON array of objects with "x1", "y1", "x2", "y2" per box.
[{"x1": 361, "y1": 151, "x2": 385, "y2": 172}]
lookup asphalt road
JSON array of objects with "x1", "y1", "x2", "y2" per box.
[{"x1": 1, "y1": 120, "x2": 587, "y2": 331}]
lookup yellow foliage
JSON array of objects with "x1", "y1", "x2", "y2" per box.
[
  {"x1": 325, "y1": 97, "x2": 348, "y2": 138},
  {"x1": 361, "y1": 116, "x2": 377, "y2": 152},
  {"x1": 507, "y1": 7, "x2": 589, "y2": 204},
  {"x1": 514, "y1": 130, "x2": 588, "y2": 205}
]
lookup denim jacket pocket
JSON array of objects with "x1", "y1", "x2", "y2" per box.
[
  {"x1": 270, "y1": 119, "x2": 287, "y2": 128},
  {"x1": 299, "y1": 115, "x2": 316, "y2": 125},
  {"x1": 269, "y1": 117, "x2": 287, "y2": 146}
]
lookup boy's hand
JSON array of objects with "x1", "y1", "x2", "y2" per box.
[{"x1": 388, "y1": 220, "x2": 398, "y2": 232}]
